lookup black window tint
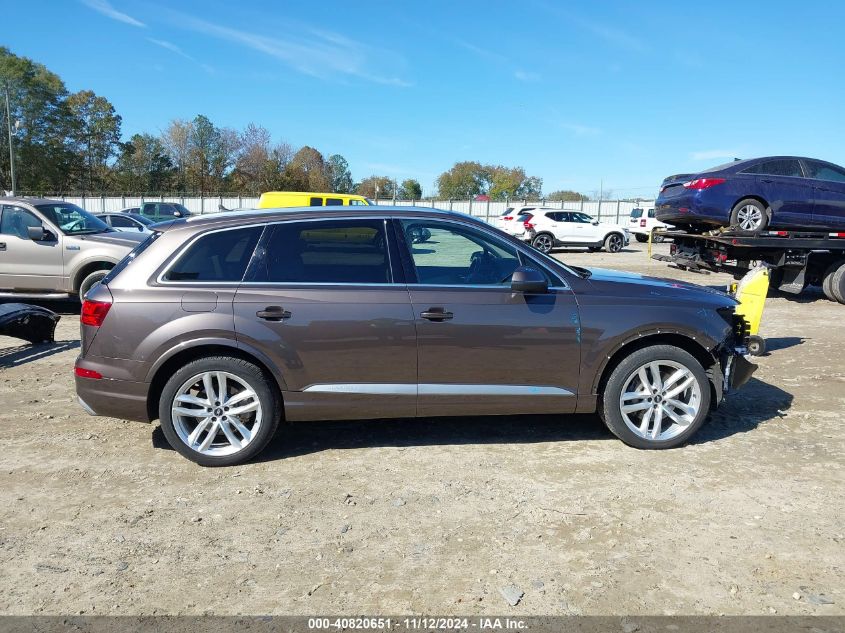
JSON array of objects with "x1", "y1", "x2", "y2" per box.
[
  {"x1": 630, "y1": 209, "x2": 643, "y2": 218},
  {"x1": 110, "y1": 215, "x2": 136, "y2": 228},
  {"x1": 742, "y1": 159, "x2": 803, "y2": 177},
  {"x1": 164, "y1": 226, "x2": 262, "y2": 282},
  {"x1": 309, "y1": 197, "x2": 324, "y2": 206},
  {"x1": 806, "y1": 161, "x2": 845, "y2": 183},
  {"x1": 400, "y1": 220, "x2": 521, "y2": 286},
  {"x1": 0, "y1": 206, "x2": 42, "y2": 239},
  {"x1": 325, "y1": 198, "x2": 343, "y2": 206},
  {"x1": 256, "y1": 220, "x2": 390, "y2": 284}
]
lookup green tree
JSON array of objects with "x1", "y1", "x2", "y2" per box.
[
  {"x1": 547, "y1": 189, "x2": 587, "y2": 202},
  {"x1": 161, "y1": 119, "x2": 193, "y2": 191},
  {"x1": 327, "y1": 154, "x2": 353, "y2": 193},
  {"x1": 0, "y1": 46, "x2": 75, "y2": 192},
  {"x1": 66, "y1": 89, "x2": 122, "y2": 192},
  {"x1": 114, "y1": 133, "x2": 173, "y2": 192},
  {"x1": 286, "y1": 145, "x2": 330, "y2": 191},
  {"x1": 517, "y1": 175, "x2": 543, "y2": 200},
  {"x1": 487, "y1": 165, "x2": 527, "y2": 200},
  {"x1": 356, "y1": 175, "x2": 394, "y2": 199},
  {"x1": 399, "y1": 178, "x2": 422, "y2": 199},
  {"x1": 436, "y1": 161, "x2": 485, "y2": 198}
]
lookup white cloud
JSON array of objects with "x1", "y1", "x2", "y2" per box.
[
  {"x1": 514, "y1": 69, "x2": 541, "y2": 82},
  {"x1": 559, "y1": 123, "x2": 602, "y2": 137},
  {"x1": 81, "y1": 0, "x2": 145, "y2": 27},
  {"x1": 148, "y1": 38, "x2": 191, "y2": 59},
  {"x1": 690, "y1": 149, "x2": 743, "y2": 161},
  {"x1": 169, "y1": 12, "x2": 411, "y2": 87}
]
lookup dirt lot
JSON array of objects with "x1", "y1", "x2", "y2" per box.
[{"x1": 0, "y1": 240, "x2": 842, "y2": 616}]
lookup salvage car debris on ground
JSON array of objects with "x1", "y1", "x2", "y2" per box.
[{"x1": 0, "y1": 303, "x2": 60, "y2": 344}]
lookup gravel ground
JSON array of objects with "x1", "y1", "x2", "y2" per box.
[{"x1": 0, "y1": 240, "x2": 842, "y2": 616}]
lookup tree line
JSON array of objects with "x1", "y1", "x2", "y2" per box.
[{"x1": 0, "y1": 47, "x2": 586, "y2": 201}]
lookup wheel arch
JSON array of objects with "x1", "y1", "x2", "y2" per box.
[
  {"x1": 145, "y1": 340, "x2": 286, "y2": 422},
  {"x1": 72, "y1": 260, "x2": 117, "y2": 294},
  {"x1": 593, "y1": 332, "x2": 720, "y2": 409}
]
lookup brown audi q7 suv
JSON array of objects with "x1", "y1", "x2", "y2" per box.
[{"x1": 75, "y1": 207, "x2": 756, "y2": 466}]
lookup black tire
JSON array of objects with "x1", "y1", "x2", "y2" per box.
[
  {"x1": 599, "y1": 345, "x2": 711, "y2": 449},
  {"x1": 730, "y1": 199, "x2": 769, "y2": 234},
  {"x1": 531, "y1": 233, "x2": 555, "y2": 254},
  {"x1": 822, "y1": 261, "x2": 844, "y2": 302},
  {"x1": 829, "y1": 263, "x2": 845, "y2": 304},
  {"x1": 604, "y1": 232, "x2": 624, "y2": 253},
  {"x1": 78, "y1": 269, "x2": 109, "y2": 299},
  {"x1": 747, "y1": 336, "x2": 766, "y2": 356},
  {"x1": 635, "y1": 234, "x2": 648, "y2": 243},
  {"x1": 159, "y1": 356, "x2": 281, "y2": 466},
  {"x1": 652, "y1": 233, "x2": 666, "y2": 244}
]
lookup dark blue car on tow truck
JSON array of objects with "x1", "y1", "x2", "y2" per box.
[{"x1": 655, "y1": 156, "x2": 845, "y2": 234}]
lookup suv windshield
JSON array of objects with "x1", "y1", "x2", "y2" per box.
[{"x1": 35, "y1": 203, "x2": 111, "y2": 235}]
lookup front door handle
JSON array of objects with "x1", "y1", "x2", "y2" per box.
[
  {"x1": 420, "y1": 307, "x2": 454, "y2": 321},
  {"x1": 256, "y1": 306, "x2": 291, "y2": 321}
]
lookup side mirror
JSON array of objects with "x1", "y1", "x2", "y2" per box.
[
  {"x1": 511, "y1": 266, "x2": 548, "y2": 294},
  {"x1": 591, "y1": 220, "x2": 600, "y2": 226},
  {"x1": 173, "y1": 210, "x2": 183, "y2": 217},
  {"x1": 27, "y1": 225, "x2": 54, "y2": 242}
]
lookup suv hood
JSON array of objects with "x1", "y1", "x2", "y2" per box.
[
  {"x1": 74, "y1": 231, "x2": 147, "y2": 246},
  {"x1": 584, "y1": 267, "x2": 736, "y2": 307}
]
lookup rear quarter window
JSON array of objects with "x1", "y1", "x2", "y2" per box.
[{"x1": 163, "y1": 226, "x2": 262, "y2": 282}]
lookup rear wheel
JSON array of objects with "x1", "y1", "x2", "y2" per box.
[
  {"x1": 604, "y1": 233, "x2": 624, "y2": 253},
  {"x1": 747, "y1": 336, "x2": 766, "y2": 356},
  {"x1": 635, "y1": 234, "x2": 648, "y2": 243},
  {"x1": 822, "y1": 261, "x2": 845, "y2": 302},
  {"x1": 159, "y1": 356, "x2": 281, "y2": 466},
  {"x1": 730, "y1": 199, "x2": 768, "y2": 234},
  {"x1": 828, "y1": 262, "x2": 845, "y2": 304},
  {"x1": 531, "y1": 233, "x2": 555, "y2": 254},
  {"x1": 600, "y1": 345, "x2": 711, "y2": 449}
]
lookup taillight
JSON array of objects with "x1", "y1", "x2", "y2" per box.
[
  {"x1": 75, "y1": 366, "x2": 103, "y2": 380},
  {"x1": 503, "y1": 216, "x2": 513, "y2": 221},
  {"x1": 640, "y1": 219, "x2": 647, "y2": 227},
  {"x1": 81, "y1": 299, "x2": 112, "y2": 327},
  {"x1": 524, "y1": 222, "x2": 535, "y2": 230},
  {"x1": 683, "y1": 178, "x2": 726, "y2": 190}
]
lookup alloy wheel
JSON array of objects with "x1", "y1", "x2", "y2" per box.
[
  {"x1": 736, "y1": 204, "x2": 763, "y2": 231},
  {"x1": 618, "y1": 360, "x2": 702, "y2": 442},
  {"x1": 171, "y1": 371, "x2": 263, "y2": 456},
  {"x1": 533, "y1": 235, "x2": 553, "y2": 253},
  {"x1": 606, "y1": 234, "x2": 623, "y2": 252}
]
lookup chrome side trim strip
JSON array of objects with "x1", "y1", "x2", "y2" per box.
[{"x1": 301, "y1": 383, "x2": 574, "y2": 396}]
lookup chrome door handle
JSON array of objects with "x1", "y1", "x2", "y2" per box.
[
  {"x1": 420, "y1": 308, "x2": 453, "y2": 321},
  {"x1": 256, "y1": 306, "x2": 291, "y2": 321}
]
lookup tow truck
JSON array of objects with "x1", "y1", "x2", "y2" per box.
[{"x1": 651, "y1": 228, "x2": 845, "y2": 304}]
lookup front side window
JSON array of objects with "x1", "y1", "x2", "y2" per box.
[
  {"x1": 164, "y1": 226, "x2": 262, "y2": 282},
  {"x1": 34, "y1": 203, "x2": 110, "y2": 235},
  {"x1": 400, "y1": 220, "x2": 521, "y2": 286},
  {"x1": 741, "y1": 160, "x2": 803, "y2": 178},
  {"x1": 0, "y1": 206, "x2": 43, "y2": 239},
  {"x1": 252, "y1": 219, "x2": 390, "y2": 284},
  {"x1": 571, "y1": 212, "x2": 594, "y2": 223},
  {"x1": 805, "y1": 161, "x2": 845, "y2": 183}
]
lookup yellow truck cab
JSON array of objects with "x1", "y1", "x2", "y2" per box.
[{"x1": 257, "y1": 192, "x2": 373, "y2": 208}]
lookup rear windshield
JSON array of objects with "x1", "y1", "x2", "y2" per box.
[{"x1": 630, "y1": 208, "x2": 644, "y2": 218}]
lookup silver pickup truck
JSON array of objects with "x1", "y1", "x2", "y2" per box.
[{"x1": 0, "y1": 197, "x2": 146, "y2": 299}]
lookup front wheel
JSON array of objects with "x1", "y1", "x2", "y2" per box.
[
  {"x1": 531, "y1": 233, "x2": 555, "y2": 254},
  {"x1": 600, "y1": 345, "x2": 711, "y2": 449},
  {"x1": 604, "y1": 233, "x2": 624, "y2": 253},
  {"x1": 159, "y1": 356, "x2": 281, "y2": 466}
]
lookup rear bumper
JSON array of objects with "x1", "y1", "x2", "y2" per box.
[
  {"x1": 75, "y1": 374, "x2": 151, "y2": 422},
  {"x1": 655, "y1": 191, "x2": 731, "y2": 226}
]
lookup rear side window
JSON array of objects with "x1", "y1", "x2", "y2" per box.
[
  {"x1": 741, "y1": 160, "x2": 803, "y2": 177},
  {"x1": 805, "y1": 161, "x2": 845, "y2": 183},
  {"x1": 252, "y1": 219, "x2": 391, "y2": 284},
  {"x1": 309, "y1": 197, "x2": 324, "y2": 206},
  {"x1": 164, "y1": 226, "x2": 262, "y2": 282},
  {"x1": 110, "y1": 215, "x2": 137, "y2": 228},
  {"x1": 325, "y1": 198, "x2": 343, "y2": 206}
]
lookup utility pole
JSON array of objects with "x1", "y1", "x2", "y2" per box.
[{"x1": 4, "y1": 84, "x2": 16, "y2": 196}]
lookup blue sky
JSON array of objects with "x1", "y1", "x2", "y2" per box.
[{"x1": 5, "y1": 1, "x2": 845, "y2": 197}]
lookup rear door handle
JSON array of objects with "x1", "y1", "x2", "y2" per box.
[
  {"x1": 420, "y1": 307, "x2": 453, "y2": 321},
  {"x1": 0, "y1": 242, "x2": 5, "y2": 251},
  {"x1": 256, "y1": 306, "x2": 291, "y2": 321}
]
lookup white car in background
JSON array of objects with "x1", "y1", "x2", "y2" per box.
[
  {"x1": 629, "y1": 207, "x2": 672, "y2": 242},
  {"x1": 495, "y1": 205, "x2": 546, "y2": 238},
  {"x1": 524, "y1": 210, "x2": 630, "y2": 254}
]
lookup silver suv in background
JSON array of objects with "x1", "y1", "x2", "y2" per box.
[{"x1": 0, "y1": 197, "x2": 145, "y2": 299}]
